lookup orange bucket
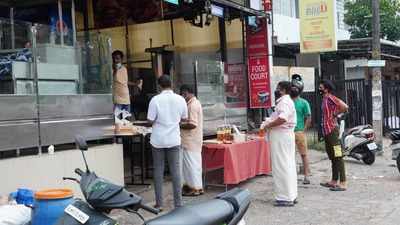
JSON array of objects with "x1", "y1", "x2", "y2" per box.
[
  {"x1": 34, "y1": 189, "x2": 73, "y2": 200},
  {"x1": 32, "y1": 189, "x2": 74, "y2": 225}
]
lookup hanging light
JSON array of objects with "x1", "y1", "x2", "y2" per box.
[{"x1": 204, "y1": 0, "x2": 213, "y2": 26}]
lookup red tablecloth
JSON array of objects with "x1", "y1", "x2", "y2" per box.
[{"x1": 202, "y1": 138, "x2": 271, "y2": 184}]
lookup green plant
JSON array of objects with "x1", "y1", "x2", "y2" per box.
[{"x1": 344, "y1": 0, "x2": 400, "y2": 41}]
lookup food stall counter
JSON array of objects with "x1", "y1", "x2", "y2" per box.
[{"x1": 202, "y1": 136, "x2": 271, "y2": 185}]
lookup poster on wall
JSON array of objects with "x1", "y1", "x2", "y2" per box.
[
  {"x1": 225, "y1": 64, "x2": 247, "y2": 108},
  {"x1": 246, "y1": 18, "x2": 271, "y2": 109},
  {"x1": 299, "y1": 0, "x2": 337, "y2": 53},
  {"x1": 271, "y1": 66, "x2": 315, "y2": 103}
]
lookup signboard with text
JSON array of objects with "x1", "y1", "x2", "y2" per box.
[
  {"x1": 299, "y1": 0, "x2": 337, "y2": 53},
  {"x1": 246, "y1": 18, "x2": 271, "y2": 109},
  {"x1": 225, "y1": 64, "x2": 247, "y2": 108}
]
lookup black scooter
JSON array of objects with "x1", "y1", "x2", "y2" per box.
[{"x1": 56, "y1": 136, "x2": 251, "y2": 225}]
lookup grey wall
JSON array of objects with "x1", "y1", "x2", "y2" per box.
[
  {"x1": 0, "y1": 144, "x2": 124, "y2": 197},
  {"x1": 0, "y1": 95, "x2": 113, "y2": 152}
]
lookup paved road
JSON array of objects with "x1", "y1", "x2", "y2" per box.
[{"x1": 112, "y1": 147, "x2": 400, "y2": 225}]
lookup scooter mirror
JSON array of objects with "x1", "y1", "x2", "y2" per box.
[{"x1": 75, "y1": 135, "x2": 88, "y2": 151}]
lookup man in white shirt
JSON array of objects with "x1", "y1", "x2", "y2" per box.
[
  {"x1": 147, "y1": 75, "x2": 188, "y2": 210},
  {"x1": 261, "y1": 81, "x2": 298, "y2": 207}
]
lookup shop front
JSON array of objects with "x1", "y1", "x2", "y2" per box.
[
  {"x1": 84, "y1": 0, "x2": 272, "y2": 186},
  {"x1": 0, "y1": 0, "x2": 272, "y2": 190},
  {"x1": 0, "y1": 0, "x2": 114, "y2": 153},
  {"x1": 88, "y1": 0, "x2": 269, "y2": 135},
  {"x1": 0, "y1": 1, "x2": 125, "y2": 195}
]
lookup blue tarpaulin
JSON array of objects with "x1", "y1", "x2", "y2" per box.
[{"x1": 0, "y1": 49, "x2": 32, "y2": 77}]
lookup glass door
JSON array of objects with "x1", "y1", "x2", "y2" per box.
[{"x1": 194, "y1": 59, "x2": 226, "y2": 136}]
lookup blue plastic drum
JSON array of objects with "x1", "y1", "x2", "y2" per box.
[{"x1": 31, "y1": 189, "x2": 73, "y2": 225}]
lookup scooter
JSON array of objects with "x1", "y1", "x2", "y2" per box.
[
  {"x1": 389, "y1": 130, "x2": 400, "y2": 173},
  {"x1": 56, "y1": 135, "x2": 251, "y2": 225},
  {"x1": 338, "y1": 113, "x2": 378, "y2": 165}
]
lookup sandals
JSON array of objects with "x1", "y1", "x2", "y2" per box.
[
  {"x1": 330, "y1": 186, "x2": 347, "y2": 191},
  {"x1": 303, "y1": 177, "x2": 311, "y2": 185},
  {"x1": 182, "y1": 185, "x2": 204, "y2": 197},
  {"x1": 153, "y1": 205, "x2": 164, "y2": 212},
  {"x1": 274, "y1": 200, "x2": 295, "y2": 207},
  {"x1": 320, "y1": 182, "x2": 336, "y2": 188},
  {"x1": 183, "y1": 191, "x2": 201, "y2": 197},
  {"x1": 182, "y1": 189, "x2": 204, "y2": 197}
]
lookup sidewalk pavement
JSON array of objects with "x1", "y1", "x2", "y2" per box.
[{"x1": 112, "y1": 147, "x2": 400, "y2": 225}]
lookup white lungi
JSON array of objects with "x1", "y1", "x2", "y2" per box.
[
  {"x1": 269, "y1": 129, "x2": 298, "y2": 201},
  {"x1": 182, "y1": 149, "x2": 203, "y2": 189}
]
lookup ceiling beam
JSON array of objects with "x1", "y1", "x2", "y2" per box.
[
  {"x1": 0, "y1": 0, "x2": 13, "y2": 7},
  {"x1": 6, "y1": 0, "x2": 68, "y2": 8}
]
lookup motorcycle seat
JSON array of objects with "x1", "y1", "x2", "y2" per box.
[
  {"x1": 348, "y1": 125, "x2": 371, "y2": 135},
  {"x1": 146, "y1": 199, "x2": 234, "y2": 225},
  {"x1": 390, "y1": 130, "x2": 400, "y2": 141}
]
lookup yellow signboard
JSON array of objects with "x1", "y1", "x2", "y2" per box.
[{"x1": 300, "y1": 0, "x2": 337, "y2": 53}]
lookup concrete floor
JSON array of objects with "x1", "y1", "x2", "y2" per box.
[{"x1": 111, "y1": 146, "x2": 400, "y2": 225}]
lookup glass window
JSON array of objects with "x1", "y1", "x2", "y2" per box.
[
  {"x1": 0, "y1": 18, "x2": 33, "y2": 95},
  {"x1": 78, "y1": 32, "x2": 113, "y2": 94},
  {"x1": 336, "y1": 0, "x2": 347, "y2": 30},
  {"x1": 225, "y1": 18, "x2": 247, "y2": 129},
  {"x1": 273, "y1": 0, "x2": 297, "y2": 18},
  {"x1": 0, "y1": 17, "x2": 112, "y2": 96}
]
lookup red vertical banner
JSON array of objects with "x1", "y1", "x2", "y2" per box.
[
  {"x1": 247, "y1": 18, "x2": 271, "y2": 109},
  {"x1": 264, "y1": 0, "x2": 272, "y2": 11}
]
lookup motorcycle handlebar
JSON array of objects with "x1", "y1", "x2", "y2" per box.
[
  {"x1": 75, "y1": 168, "x2": 84, "y2": 177},
  {"x1": 63, "y1": 177, "x2": 80, "y2": 183},
  {"x1": 140, "y1": 204, "x2": 160, "y2": 215}
]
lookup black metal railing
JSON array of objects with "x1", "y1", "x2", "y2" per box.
[
  {"x1": 301, "y1": 79, "x2": 399, "y2": 137},
  {"x1": 383, "y1": 80, "x2": 400, "y2": 132},
  {"x1": 334, "y1": 79, "x2": 373, "y2": 128}
]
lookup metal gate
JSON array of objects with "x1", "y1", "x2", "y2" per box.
[
  {"x1": 334, "y1": 79, "x2": 373, "y2": 128},
  {"x1": 304, "y1": 79, "x2": 400, "y2": 136},
  {"x1": 383, "y1": 80, "x2": 400, "y2": 132},
  {"x1": 303, "y1": 79, "x2": 372, "y2": 138}
]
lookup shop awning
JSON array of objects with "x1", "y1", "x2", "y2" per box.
[{"x1": 276, "y1": 38, "x2": 400, "y2": 59}]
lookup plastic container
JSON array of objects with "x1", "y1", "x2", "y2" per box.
[
  {"x1": 10, "y1": 188, "x2": 35, "y2": 206},
  {"x1": 31, "y1": 189, "x2": 73, "y2": 225},
  {"x1": 17, "y1": 188, "x2": 35, "y2": 206}
]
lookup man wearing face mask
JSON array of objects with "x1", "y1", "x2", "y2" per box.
[
  {"x1": 112, "y1": 50, "x2": 131, "y2": 121},
  {"x1": 290, "y1": 75, "x2": 312, "y2": 185},
  {"x1": 261, "y1": 81, "x2": 297, "y2": 207},
  {"x1": 319, "y1": 80, "x2": 349, "y2": 191}
]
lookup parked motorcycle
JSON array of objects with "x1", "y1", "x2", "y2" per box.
[
  {"x1": 56, "y1": 135, "x2": 251, "y2": 225},
  {"x1": 338, "y1": 113, "x2": 378, "y2": 165},
  {"x1": 389, "y1": 130, "x2": 400, "y2": 173}
]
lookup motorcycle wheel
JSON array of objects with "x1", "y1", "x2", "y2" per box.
[
  {"x1": 396, "y1": 155, "x2": 400, "y2": 174},
  {"x1": 362, "y1": 150, "x2": 375, "y2": 165}
]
